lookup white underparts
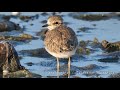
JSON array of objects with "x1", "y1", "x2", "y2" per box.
[{"x1": 45, "y1": 47, "x2": 77, "y2": 58}]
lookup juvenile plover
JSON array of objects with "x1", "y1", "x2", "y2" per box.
[{"x1": 42, "y1": 15, "x2": 78, "y2": 78}]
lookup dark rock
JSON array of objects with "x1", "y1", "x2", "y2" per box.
[
  {"x1": 0, "y1": 33, "x2": 38, "y2": 42},
  {"x1": 98, "y1": 56, "x2": 119, "y2": 63},
  {"x1": 78, "y1": 27, "x2": 95, "y2": 33},
  {"x1": 19, "y1": 48, "x2": 52, "y2": 58},
  {"x1": 71, "y1": 14, "x2": 110, "y2": 21},
  {"x1": 77, "y1": 40, "x2": 91, "y2": 55},
  {"x1": 79, "y1": 40, "x2": 89, "y2": 48},
  {"x1": 0, "y1": 41, "x2": 24, "y2": 74},
  {"x1": 76, "y1": 47, "x2": 91, "y2": 55},
  {"x1": 0, "y1": 15, "x2": 11, "y2": 21},
  {"x1": 25, "y1": 62, "x2": 35, "y2": 66},
  {"x1": 31, "y1": 73, "x2": 42, "y2": 78},
  {"x1": 34, "y1": 14, "x2": 39, "y2": 19},
  {"x1": 79, "y1": 64, "x2": 103, "y2": 70},
  {"x1": 108, "y1": 73, "x2": 120, "y2": 78},
  {"x1": 19, "y1": 14, "x2": 39, "y2": 22},
  {"x1": 101, "y1": 40, "x2": 120, "y2": 52},
  {"x1": 92, "y1": 24, "x2": 97, "y2": 26},
  {"x1": 41, "y1": 12, "x2": 49, "y2": 16},
  {"x1": 60, "y1": 73, "x2": 69, "y2": 78},
  {"x1": 19, "y1": 16, "x2": 32, "y2": 22},
  {"x1": 72, "y1": 76, "x2": 81, "y2": 78},
  {"x1": 91, "y1": 38, "x2": 102, "y2": 48},
  {"x1": 0, "y1": 20, "x2": 21, "y2": 32},
  {"x1": 41, "y1": 20, "x2": 47, "y2": 24},
  {"x1": 103, "y1": 51, "x2": 120, "y2": 57},
  {"x1": 30, "y1": 23, "x2": 34, "y2": 26},
  {"x1": 83, "y1": 71, "x2": 100, "y2": 77},
  {"x1": 47, "y1": 76, "x2": 57, "y2": 78},
  {"x1": 3, "y1": 69, "x2": 42, "y2": 78},
  {"x1": 19, "y1": 33, "x2": 36, "y2": 39},
  {"x1": 2, "y1": 16, "x2": 11, "y2": 21},
  {"x1": 3, "y1": 69, "x2": 32, "y2": 78}
]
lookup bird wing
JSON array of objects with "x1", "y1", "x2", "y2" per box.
[
  {"x1": 58, "y1": 26, "x2": 78, "y2": 52},
  {"x1": 44, "y1": 26, "x2": 78, "y2": 53}
]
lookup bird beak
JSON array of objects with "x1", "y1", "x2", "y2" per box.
[{"x1": 42, "y1": 24, "x2": 48, "y2": 27}]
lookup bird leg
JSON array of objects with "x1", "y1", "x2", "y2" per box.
[
  {"x1": 68, "y1": 57, "x2": 71, "y2": 78},
  {"x1": 57, "y1": 57, "x2": 59, "y2": 78}
]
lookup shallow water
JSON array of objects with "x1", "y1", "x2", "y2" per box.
[{"x1": 0, "y1": 12, "x2": 120, "y2": 78}]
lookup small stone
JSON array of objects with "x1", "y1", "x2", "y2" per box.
[{"x1": 25, "y1": 62, "x2": 34, "y2": 66}]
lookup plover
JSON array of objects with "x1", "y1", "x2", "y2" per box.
[{"x1": 42, "y1": 15, "x2": 78, "y2": 78}]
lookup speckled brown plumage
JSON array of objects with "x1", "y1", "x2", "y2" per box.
[
  {"x1": 44, "y1": 25, "x2": 78, "y2": 54},
  {"x1": 43, "y1": 15, "x2": 78, "y2": 78}
]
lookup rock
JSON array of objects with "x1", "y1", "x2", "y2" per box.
[
  {"x1": 3, "y1": 69, "x2": 42, "y2": 78},
  {"x1": 79, "y1": 40, "x2": 89, "y2": 48},
  {"x1": 108, "y1": 73, "x2": 120, "y2": 78},
  {"x1": 47, "y1": 76, "x2": 57, "y2": 78},
  {"x1": 19, "y1": 14, "x2": 39, "y2": 22},
  {"x1": 93, "y1": 37, "x2": 99, "y2": 44},
  {"x1": 98, "y1": 56, "x2": 119, "y2": 63},
  {"x1": 91, "y1": 38, "x2": 102, "y2": 48},
  {"x1": 19, "y1": 15, "x2": 32, "y2": 22},
  {"x1": 25, "y1": 62, "x2": 35, "y2": 66},
  {"x1": 78, "y1": 27, "x2": 95, "y2": 33},
  {"x1": 0, "y1": 41, "x2": 24, "y2": 74},
  {"x1": 60, "y1": 73, "x2": 69, "y2": 78},
  {"x1": 41, "y1": 12, "x2": 49, "y2": 16},
  {"x1": 77, "y1": 40, "x2": 90, "y2": 54},
  {"x1": 19, "y1": 33, "x2": 33, "y2": 39},
  {"x1": 59, "y1": 73, "x2": 74, "y2": 78},
  {"x1": 0, "y1": 34, "x2": 38, "y2": 42},
  {"x1": 101, "y1": 40, "x2": 120, "y2": 52},
  {"x1": 31, "y1": 73, "x2": 42, "y2": 78},
  {"x1": 79, "y1": 64, "x2": 103, "y2": 70},
  {"x1": 103, "y1": 51, "x2": 120, "y2": 57},
  {"x1": 0, "y1": 15, "x2": 11, "y2": 21},
  {"x1": 92, "y1": 24, "x2": 97, "y2": 26},
  {"x1": 83, "y1": 71, "x2": 100, "y2": 77},
  {"x1": 71, "y1": 14, "x2": 110, "y2": 21},
  {"x1": 3, "y1": 69, "x2": 32, "y2": 78},
  {"x1": 19, "y1": 48, "x2": 52, "y2": 58},
  {"x1": 41, "y1": 20, "x2": 47, "y2": 24},
  {"x1": 72, "y1": 76, "x2": 81, "y2": 78},
  {"x1": 0, "y1": 20, "x2": 21, "y2": 32},
  {"x1": 76, "y1": 47, "x2": 91, "y2": 55},
  {"x1": 0, "y1": 73, "x2": 2, "y2": 78}
]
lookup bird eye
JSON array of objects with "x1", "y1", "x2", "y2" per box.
[{"x1": 54, "y1": 22, "x2": 58, "y2": 24}]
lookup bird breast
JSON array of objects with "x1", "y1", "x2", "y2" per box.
[{"x1": 44, "y1": 26, "x2": 78, "y2": 54}]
